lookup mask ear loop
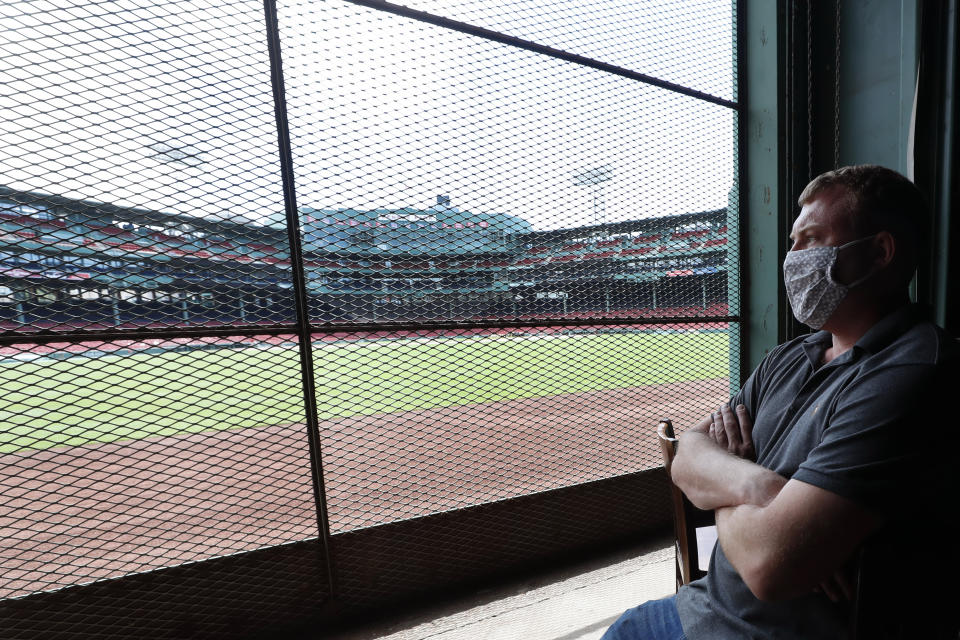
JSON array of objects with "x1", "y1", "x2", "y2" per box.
[
  {"x1": 829, "y1": 235, "x2": 879, "y2": 288},
  {"x1": 844, "y1": 268, "x2": 877, "y2": 289},
  {"x1": 824, "y1": 246, "x2": 844, "y2": 286}
]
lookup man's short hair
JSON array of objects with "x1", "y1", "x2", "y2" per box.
[{"x1": 798, "y1": 164, "x2": 928, "y2": 285}]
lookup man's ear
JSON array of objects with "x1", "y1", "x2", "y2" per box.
[{"x1": 873, "y1": 230, "x2": 896, "y2": 268}]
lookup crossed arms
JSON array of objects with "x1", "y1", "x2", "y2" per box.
[{"x1": 670, "y1": 404, "x2": 881, "y2": 602}]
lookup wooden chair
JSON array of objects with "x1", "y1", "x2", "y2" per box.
[{"x1": 657, "y1": 419, "x2": 717, "y2": 590}]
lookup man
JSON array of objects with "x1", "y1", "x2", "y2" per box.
[{"x1": 603, "y1": 165, "x2": 958, "y2": 639}]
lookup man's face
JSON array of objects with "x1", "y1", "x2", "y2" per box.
[
  {"x1": 789, "y1": 187, "x2": 869, "y2": 286},
  {"x1": 789, "y1": 187, "x2": 858, "y2": 252}
]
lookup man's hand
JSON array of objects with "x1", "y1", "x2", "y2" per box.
[
  {"x1": 708, "y1": 403, "x2": 756, "y2": 460},
  {"x1": 815, "y1": 566, "x2": 855, "y2": 603},
  {"x1": 671, "y1": 409, "x2": 783, "y2": 512}
]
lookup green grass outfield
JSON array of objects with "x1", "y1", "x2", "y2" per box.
[{"x1": 0, "y1": 331, "x2": 730, "y2": 454}]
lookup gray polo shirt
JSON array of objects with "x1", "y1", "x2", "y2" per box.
[{"x1": 676, "y1": 304, "x2": 958, "y2": 640}]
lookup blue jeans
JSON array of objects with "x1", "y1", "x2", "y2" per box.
[{"x1": 601, "y1": 595, "x2": 687, "y2": 640}]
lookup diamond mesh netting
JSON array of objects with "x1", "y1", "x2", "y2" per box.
[
  {"x1": 279, "y1": 0, "x2": 740, "y2": 534},
  {"x1": 0, "y1": 0, "x2": 740, "y2": 635},
  {"x1": 1, "y1": 0, "x2": 290, "y2": 331},
  {"x1": 0, "y1": 335, "x2": 316, "y2": 599}
]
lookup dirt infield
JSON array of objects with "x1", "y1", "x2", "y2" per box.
[{"x1": 0, "y1": 377, "x2": 727, "y2": 599}]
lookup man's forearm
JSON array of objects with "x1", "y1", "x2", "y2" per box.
[
  {"x1": 671, "y1": 430, "x2": 786, "y2": 510},
  {"x1": 715, "y1": 502, "x2": 809, "y2": 601},
  {"x1": 714, "y1": 480, "x2": 878, "y2": 602},
  {"x1": 714, "y1": 502, "x2": 791, "y2": 599}
]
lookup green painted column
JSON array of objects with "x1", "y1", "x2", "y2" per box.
[{"x1": 741, "y1": 0, "x2": 783, "y2": 376}]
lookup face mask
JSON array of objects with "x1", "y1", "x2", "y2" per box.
[{"x1": 782, "y1": 236, "x2": 876, "y2": 329}]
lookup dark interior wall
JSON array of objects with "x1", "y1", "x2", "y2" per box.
[
  {"x1": 835, "y1": 0, "x2": 919, "y2": 176},
  {"x1": 762, "y1": 0, "x2": 960, "y2": 339},
  {"x1": 914, "y1": 0, "x2": 960, "y2": 333},
  {"x1": 799, "y1": 0, "x2": 959, "y2": 333}
]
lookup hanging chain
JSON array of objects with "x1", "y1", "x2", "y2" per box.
[
  {"x1": 806, "y1": 0, "x2": 814, "y2": 181},
  {"x1": 833, "y1": 0, "x2": 841, "y2": 168}
]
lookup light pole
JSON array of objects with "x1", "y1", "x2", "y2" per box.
[
  {"x1": 573, "y1": 167, "x2": 613, "y2": 315},
  {"x1": 572, "y1": 166, "x2": 613, "y2": 230}
]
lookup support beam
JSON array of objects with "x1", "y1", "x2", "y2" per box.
[
  {"x1": 741, "y1": 0, "x2": 784, "y2": 371},
  {"x1": 914, "y1": 0, "x2": 960, "y2": 332}
]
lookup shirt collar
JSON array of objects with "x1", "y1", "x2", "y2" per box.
[
  {"x1": 799, "y1": 303, "x2": 927, "y2": 367},
  {"x1": 801, "y1": 330, "x2": 832, "y2": 369},
  {"x1": 853, "y1": 303, "x2": 928, "y2": 354}
]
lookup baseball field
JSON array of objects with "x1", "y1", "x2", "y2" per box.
[
  {"x1": 0, "y1": 329, "x2": 730, "y2": 454},
  {"x1": 0, "y1": 328, "x2": 734, "y2": 598}
]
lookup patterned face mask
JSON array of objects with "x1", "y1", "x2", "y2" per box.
[{"x1": 782, "y1": 235, "x2": 876, "y2": 329}]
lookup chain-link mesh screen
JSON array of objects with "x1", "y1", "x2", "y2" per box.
[
  {"x1": 1, "y1": 0, "x2": 291, "y2": 331},
  {"x1": 279, "y1": 0, "x2": 740, "y2": 532},
  {"x1": 0, "y1": 335, "x2": 316, "y2": 599},
  {"x1": 0, "y1": 0, "x2": 741, "y2": 633},
  {"x1": 317, "y1": 324, "x2": 732, "y2": 533},
  {"x1": 281, "y1": 1, "x2": 737, "y2": 326},
  {"x1": 393, "y1": 0, "x2": 736, "y2": 100},
  {"x1": 0, "y1": 0, "x2": 323, "y2": 619}
]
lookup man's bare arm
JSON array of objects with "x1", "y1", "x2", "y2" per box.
[
  {"x1": 715, "y1": 479, "x2": 881, "y2": 601},
  {"x1": 671, "y1": 409, "x2": 785, "y2": 511},
  {"x1": 673, "y1": 404, "x2": 880, "y2": 601}
]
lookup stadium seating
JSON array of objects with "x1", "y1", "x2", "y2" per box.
[{"x1": 0, "y1": 186, "x2": 732, "y2": 328}]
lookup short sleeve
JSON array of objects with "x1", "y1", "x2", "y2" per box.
[{"x1": 793, "y1": 362, "x2": 947, "y2": 516}]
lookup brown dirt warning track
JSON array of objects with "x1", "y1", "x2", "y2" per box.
[{"x1": 0, "y1": 377, "x2": 727, "y2": 599}]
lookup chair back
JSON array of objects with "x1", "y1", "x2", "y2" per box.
[{"x1": 657, "y1": 419, "x2": 713, "y2": 589}]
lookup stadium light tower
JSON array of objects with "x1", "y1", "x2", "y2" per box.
[{"x1": 572, "y1": 166, "x2": 613, "y2": 229}]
